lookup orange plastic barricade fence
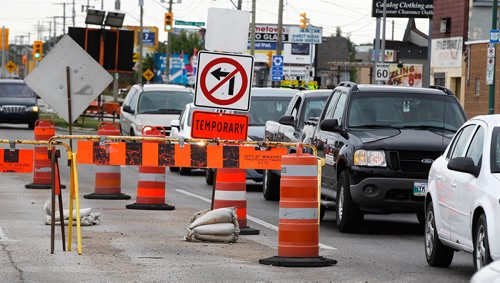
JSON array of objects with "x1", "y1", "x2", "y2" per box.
[
  {"x1": 0, "y1": 149, "x2": 34, "y2": 173},
  {"x1": 259, "y1": 146, "x2": 336, "y2": 267},
  {"x1": 76, "y1": 141, "x2": 286, "y2": 169},
  {"x1": 26, "y1": 120, "x2": 60, "y2": 189},
  {"x1": 212, "y1": 168, "x2": 259, "y2": 235},
  {"x1": 84, "y1": 122, "x2": 130, "y2": 200},
  {"x1": 126, "y1": 127, "x2": 174, "y2": 210}
]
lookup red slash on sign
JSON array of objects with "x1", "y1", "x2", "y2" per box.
[{"x1": 199, "y1": 57, "x2": 248, "y2": 106}]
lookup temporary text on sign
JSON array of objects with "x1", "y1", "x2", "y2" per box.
[{"x1": 191, "y1": 110, "x2": 248, "y2": 140}]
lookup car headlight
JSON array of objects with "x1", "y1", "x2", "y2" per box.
[
  {"x1": 27, "y1": 106, "x2": 39, "y2": 112},
  {"x1": 353, "y1": 150, "x2": 386, "y2": 167}
]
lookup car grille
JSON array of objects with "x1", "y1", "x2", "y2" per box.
[
  {"x1": 388, "y1": 150, "x2": 441, "y2": 173},
  {"x1": 2, "y1": 105, "x2": 26, "y2": 113}
]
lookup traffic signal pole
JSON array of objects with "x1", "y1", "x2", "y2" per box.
[
  {"x1": 165, "y1": 0, "x2": 173, "y2": 83},
  {"x1": 489, "y1": 0, "x2": 498, "y2": 114},
  {"x1": 138, "y1": 1, "x2": 143, "y2": 84},
  {"x1": 1, "y1": 26, "x2": 5, "y2": 78}
]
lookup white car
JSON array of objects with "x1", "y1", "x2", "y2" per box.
[
  {"x1": 425, "y1": 115, "x2": 500, "y2": 271},
  {"x1": 169, "y1": 103, "x2": 215, "y2": 175},
  {"x1": 120, "y1": 84, "x2": 193, "y2": 137}
]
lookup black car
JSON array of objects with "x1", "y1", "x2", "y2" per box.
[
  {"x1": 310, "y1": 82, "x2": 466, "y2": 232},
  {"x1": 0, "y1": 79, "x2": 39, "y2": 129}
]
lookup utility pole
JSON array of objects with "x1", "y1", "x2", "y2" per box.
[
  {"x1": 1, "y1": 26, "x2": 6, "y2": 78},
  {"x1": 72, "y1": 0, "x2": 75, "y2": 27},
  {"x1": 381, "y1": 0, "x2": 387, "y2": 66},
  {"x1": 165, "y1": 0, "x2": 173, "y2": 83},
  {"x1": 138, "y1": 0, "x2": 144, "y2": 83},
  {"x1": 489, "y1": 0, "x2": 498, "y2": 114},
  {"x1": 113, "y1": 0, "x2": 121, "y2": 102},
  {"x1": 276, "y1": 0, "x2": 283, "y2": 56},
  {"x1": 237, "y1": 0, "x2": 242, "y2": 10},
  {"x1": 250, "y1": 0, "x2": 256, "y2": 56},
  {"x1": 54, "y1": 3, "x2": 68, "y2": 34}
]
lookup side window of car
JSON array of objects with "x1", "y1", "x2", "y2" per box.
[
  {"x1": 448, "y1": 125, "x2": 476, "y2": 159},
  {"x1": 289, "y1": 97, "x2": 302, "y2": 120},
  {"x1": 332, "y1": 92, "x2": 347, "y2": 125},
  {"x1": 323, "y1": 90, "x2": 341, "y2": 119},
  {"x1": 465, "y1": 126, "x2": 485, "y2": 167},
  {"x1": 123, "y1": 88, "x2": 136, "y2": 106},
  {"x1": 129, "y1": 92, "x2": 140, "y2": 111}
]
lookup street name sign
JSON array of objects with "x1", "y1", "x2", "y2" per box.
[
  {"x1": 175, "y1": 20, "x2": 205, "y2": 27},
  {"x1": 25, "y1": 35, "x2": 113, "y2": 123},
  {"x1": 194, "y1": 51, "x2": 254, "y2": 111},
  {"x1": 191, "y1": 110, "x2": 248, "y2": 140}
]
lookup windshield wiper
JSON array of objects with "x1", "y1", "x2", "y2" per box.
[
  {"x1": 401, "y1": 125, "x2": 455, "y2": 132},
  {"x1": 349, "y1": 124, "x2": 401, "y2": 129}
]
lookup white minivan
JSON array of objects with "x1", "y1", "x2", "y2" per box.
[{"x1": 120, "y1": 84, "x2": 193, "y2": 137}]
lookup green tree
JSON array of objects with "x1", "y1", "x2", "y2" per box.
[
  {"x1": 169, "y1": 30, "x2": 203, "y2": 55},
  {"x1": 334, "y1": 26, "x2": 357, "y2": 82}
]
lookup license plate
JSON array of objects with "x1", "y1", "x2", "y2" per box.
[{"x1": 413, "y1": 182, "x2": 427, "y2": 196}]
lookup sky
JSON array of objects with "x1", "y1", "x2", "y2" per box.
[{"x1": 0, "y1": 0, "x2": 430, "y2": 46}]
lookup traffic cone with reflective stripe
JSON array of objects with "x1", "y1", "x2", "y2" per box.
[
  {"x1": 259, "y1": 145, "x2": 336, "y2": 267},
  {"x1": 213, "y1": 168, "x2": 259, "y2": 235},
  {"x1": 84, "y1": 122, "x2": 130, "y2": 200},
  {"x1": 126, "y1": 126, "x2": 174, "y2": 210},
  {"x1": 26, "y1": 120, "x2": 65, "y2": 189}
]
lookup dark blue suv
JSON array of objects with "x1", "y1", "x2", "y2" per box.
[{"x1": 0, "y1": 79, "x2": 39, "y2": 129}]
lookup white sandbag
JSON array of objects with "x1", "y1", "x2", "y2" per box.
[
  {"x1": 43, "y1": 200, "x2": 101, "y2": 226},
  {"x1": 192, "y1": 233, "x2": 238, "y2": 243},
  {"x1": 188, "y1": 207, "x2": 236, "y2": 229},
  {"x1": 192, "y1": 223, "x2": 239, "y2": 235}
]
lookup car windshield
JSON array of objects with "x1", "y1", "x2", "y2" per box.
[
  {"x1": 137, "y1": 90, "x2": 193, "y2": 114},
  {"x1": 347, "y1": 92, "x2": 466, "y2": 134},
  {"x1": 239, "y1": 96, "x2": 293, "y2": 126},
  {"x1": 0, "y1": 83, "x2": 35, "y2": 97}
]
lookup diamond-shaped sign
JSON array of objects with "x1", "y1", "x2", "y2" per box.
[
  {"x1": 143, "y1": 69, "x2": 154, "y2": 81},
  {"x1": 25, "y1": 35, "x2": 113, "y2": 123},
  {"x1": 5, "y1": 60, "x2": 16, "y2": 73}
]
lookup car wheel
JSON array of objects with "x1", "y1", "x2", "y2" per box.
[
  {"x1": 425, "y1": 202, "x2": 454, "y2": 267},
  {"x1": 205, "y1": 169, "x2": 214, "y2": 185},
  {"x1": 169, "y1": 167, "x2": 180, "y2": 172},
  {"x1": 417, "y1": 210, "x2": 426, "y2": 225},
  {"x1": 474, "y1": 214, "x2": 493, "y2": 271},
  {"x1": 28, "y1": 121, "x2": 35, "y2": 129},
  {"x1": 179, "y1": 167, "x2": 191, "y2": 176},
  {"x1": 336, "y1": 170, "x2": 363, "y2": 233},
  {"x1": 262, "y1": 170, "x2": 280, "y2": 201}
]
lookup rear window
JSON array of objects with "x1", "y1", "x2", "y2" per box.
[
  {"x1": 347, "y1": 92, "x2": 466, "y2": 134},
  {"x1": 0, "y1": 83, "x2": 35, "y2": 97},
  {"x1": 138, "y1": 91, "x2": 193, "y2": 114}
]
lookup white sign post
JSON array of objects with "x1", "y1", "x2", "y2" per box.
[
  {"x1": 25, "y1": 35, "x2": 113, "y2": 124},
  {"x1": 194, "y1": 51, "x2": 254, "y2": 111},
  {"x1": 375, "y1": 62, "x2": 390, "y2": 82}
]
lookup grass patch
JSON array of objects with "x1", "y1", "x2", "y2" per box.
[{"x1": 39, "y1": 113, "x2": 100, "y2": 131}]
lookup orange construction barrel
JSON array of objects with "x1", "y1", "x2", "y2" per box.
[
  {"x1": 259, "y1": 145, "x2": 336, "y2": 267},
  {"x1": 126, "y1": 126, "x2": 174, "y2": 210}
]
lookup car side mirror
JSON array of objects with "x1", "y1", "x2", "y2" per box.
[
  {"x1": 278, "y1": 115, "x2": 295, "y2": 126},
  {"x1": 320, "y1": 118, "x2": 341, "y2": 132},
  {"x1": 447, "y1": 157, "x2": 480, "y2": 177},
  {"x1": 122, "y1": 105, "x2": 134, "y2": 114},
  {"x1": 170, "y1": 119, "x2": 180, "y2": 128}
]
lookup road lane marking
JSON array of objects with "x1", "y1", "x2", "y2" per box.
[{"x1": 175, "y1": 189, "x2": 336, "y2": 250}]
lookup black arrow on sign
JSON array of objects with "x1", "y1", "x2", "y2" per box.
[{"x1": 211, "y1": 67, "x2": 235, "y2": 96}]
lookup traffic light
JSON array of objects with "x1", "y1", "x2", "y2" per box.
[
  {"x1": 165, "y1": 12, "x2": 173, "y2": 32},
  {"x1": 32, "y1": 41, "x2": 43, "y2": 61},
  {"x1": 266, "y1": 50, "x2": 273, "y2": 67},
  {"x1": 299, "y1": 12, "x2": 307, "y2": 29},
  {"x1": 22, "y1": 55, "x2": 27, "y2": 65}
]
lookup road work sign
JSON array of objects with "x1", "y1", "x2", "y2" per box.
[
  {"x1": 0, "y1": 149, "x2": 33, "y2": 173},
  {"x1": 191, "y1": 110, "x2": 248, "y2": 140},
  {"x1": 25, "y1": 35, "x2": 113, "y2": 123},
  {"x1": 194, "y1": 51, "x2": 254, "y2": 111}
]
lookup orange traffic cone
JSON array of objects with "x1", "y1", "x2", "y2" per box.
[
  {"x1": 126, "y1": 126, "x2": 174, "y2": 210},
  {"x1": 26, "y1": 120, "x2": 64, "y2": 189},
  {"x1": 84, "y1": 122, "x2": 130, "y2": 200},
  {"x1": 212, "y1": 168, "x2": 259, "y2": 235},
  {"x1": 259, "y1": 145, "x2": 336, "y2": 267}
]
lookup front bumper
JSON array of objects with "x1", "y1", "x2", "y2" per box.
[{"x1": 0, "y1": 112, "x2": 39, "y2": 124}]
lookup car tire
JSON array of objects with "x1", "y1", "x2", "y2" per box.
[
  {"x1": 417, "y1": 210, "x2": 426, "y2": 225},
  {"x1": 262, "y1": 170, "x2": 280, "y2": 201},
  {"x1": 205, "y1": 169, "x2": 214, "y2": 185},
  {"x1": 169, "y1": 167, "x2": 180, "y2": 172},
  {"x1": 179, "y1": 167, "x2": 191, "y2": 176},
  {"x1": 336, "y1": 170, "x2": 363, "y2": 233},
  {"x1": 474, "y1": 214, "x2": 493, "y2": 271},
  {"x1": 28, "y1": 121, "x2": 35, "y2": 129},
  {"x1": 425, "y1": 202, "x2": 454, "y2": 267}
]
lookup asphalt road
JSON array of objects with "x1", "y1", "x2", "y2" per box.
[{"x1": 0, "y1": 124, "x2": 475, "y2": 282}]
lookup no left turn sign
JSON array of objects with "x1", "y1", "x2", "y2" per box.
[{"x1": 195, "y1": 51, "x2": 254, "y2": 111}]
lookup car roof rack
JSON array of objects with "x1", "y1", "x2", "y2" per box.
[
  {"x1": 337, "y1": 81, "x2": 358, "y2": 91},
  {"x1": 429, "y1": 85, "x2": 453, "y2": 95}
]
